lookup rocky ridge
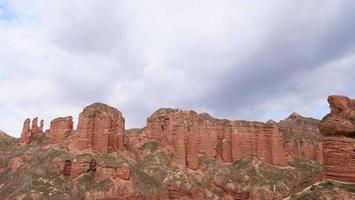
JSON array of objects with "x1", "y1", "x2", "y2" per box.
[{"x1": 0, "y1": 95, "x2": 353, "y2": 199}]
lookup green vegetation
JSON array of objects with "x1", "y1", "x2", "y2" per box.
[
  {"x1": 139, "y1": 141, "x2": 158, "y2": 152},
  {"x1": 131, "y1": 167, "x2": 164, "y2": 194}
]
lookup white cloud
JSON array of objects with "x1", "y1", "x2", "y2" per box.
[{"x1": 0, "y1": 0, "x2": 354, "y2": 137}]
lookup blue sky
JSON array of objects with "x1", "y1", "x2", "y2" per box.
[
  {"x1": 0, "y1": 1, "x2": 16, "y2": 21},
  {"x1": 0, "y1": 0, "x2": 354, "y2": 137}
]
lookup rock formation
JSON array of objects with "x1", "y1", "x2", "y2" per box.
[
  {"x1": 49, "y1": 116, "x2": 73, "y2": 144},
  {"x1": 20, "y1": 117, "x2": 44, "y2": 144},
  {"x1": 320, "y1": 95, "x2": 355, "y2": 137},
  {"x1": 320, "y1": 95, "x2": 355, "y2": 183},
  {"x1": 20, "y1": 119, "x2": 31, "y2": 144},
  {"x1": 142, "y1": 109, "x2": 291, "y2": 169},
  {"x1": 279, "y1": 113, "x2": 324, "y2": 163},
  {"x1": 77, "y1": 103, "x2": 125, "y2": 154},
  {"x1": 7, "y1": 96, "x2": 355, "y2": 199}
]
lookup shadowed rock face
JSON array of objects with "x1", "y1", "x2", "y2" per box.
[
  {"x1": 320, "y1": 95, "x2": 355, "y2": 183},
  {"x1": 77, "y1": 103, "x2": 125, "y2": 154}
]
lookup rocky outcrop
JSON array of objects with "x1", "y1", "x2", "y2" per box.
[
  {"x1": 143, "y1": 109, "x2": 288, "y2": 169},
  {"x1": 323, "y1": 136, "x2": 355, "y2": 182},
  {"x1": 21, "y1": 119, "x2": 31, "y2": 144},
  {"x1": 320, "y1": 95, "x2": 355, "y2": 137},
  {"x1": 320, "y1": 95, "x2": 355, "y2": 183},
  {"x1": 77, "y1": 103, "x2": 125, "y2": 154},
  {"x1": 279, "y1": 113, "x2": 324, "y2": 163},
  {"x1": 96, "y1": 164, "x2": 130, "y2": 181},
  {"x1": 49, "y1": 116, "x2": 73, "y2": 144},
  {"x1": 20, "y1": 117, "x2": 44, "y2": 144}
]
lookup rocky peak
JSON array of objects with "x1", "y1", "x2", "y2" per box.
[
  {"x1": 320, "y1": 95, "x2": 355, "y2": 137},
  {"x1": 81, "y1": 102, "x2": 123, "y2": 120},
  {"x1": 78, "y1": 102, "x2": 125, "y2": 154},
  {"x1": 328, "y1": 95, "x2": 354, "y2": 115},
  {"x1": 20, "y1": 117, "x2": 44, "y2": 144}
]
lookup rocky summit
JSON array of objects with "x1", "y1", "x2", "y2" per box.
[{"x1": 0, "y1": 96, "x2": 354, "y2": 199}]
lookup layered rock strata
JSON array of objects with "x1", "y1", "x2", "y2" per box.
[
  {"x1": 320, "y1": 95, "x2": 355, "y2": 183},
  {"x1": 143, "y1": 109, "x2": 289, "y2": 169},
  {"x1": 49, "y1": 116, "x2": 73, "y2": 144},
  {"x1": 77, "y1": 103, "x2": 125, "y2": 154},
  {"x1": 279, "y1": 113, "x2": 324, "y2": 163}
]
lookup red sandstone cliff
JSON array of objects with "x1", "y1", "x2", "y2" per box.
[
  {"x1": 320, "y1": 95, "x2": 355, "y2": 183},
  {"x1": 139, "y1": 108, "x2": 324, "y2": 170},
  {"x1": 77, "y1": 103, "x2": 125, "y2": 154},
  {"x1": 279, "y1": 113, "x2": 324, "y2": 163},
  {"x1": 9, "y1": 97, "x2": 354, "y2": 199},
  {"x1": 49, "y1": 116, "x2": 73, "y2": 144}
]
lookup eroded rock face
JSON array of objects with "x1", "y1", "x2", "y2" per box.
[
  {"x1": 77, "y1": 103, "x2": 125, "y2": 154},
  {"x1": 21, "y1": 119, "x2": 31, "y2": 144},
  {"x1": 320, "y1": 95, "x2": 355, "y2": 137},
  {"x1": 320, "y1": 95, "x2": 355, "y2": 183},
  {"x1": 49, "y1": 116, "x2": 73, "y2": 144},
  {"x1": 143, "y1": 109, "x2": 288, "y2": 169},
  {"x1": 96, "y1": 164, "x2": 130, "y2": 181},
  {"x1": 20, "y1": 117, "x2": 44, "y2": 144},
  {"x1": 323, "y1": 136, "x2": 355, "y2": 182},
  {"x1": 279, "y1": 113, "x2": 324, "y2": 163}
]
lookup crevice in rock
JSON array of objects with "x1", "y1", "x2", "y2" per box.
[
  {"x1": 87, "y1": 159, "x2": 97, "y2": 172},
  {"x1": 63, "y1": 160, "x2": 72, "y2": 176}
]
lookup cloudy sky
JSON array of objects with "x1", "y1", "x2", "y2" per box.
[{"x1": 1, "y1": 0, "x2": 354, "y2": 137}]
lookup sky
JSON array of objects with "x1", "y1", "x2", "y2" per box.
[{"x1": 0, "y1": 0, "x2": 354, "y2": 137}]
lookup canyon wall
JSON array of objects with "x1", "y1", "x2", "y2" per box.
[
  {"x1": 320, "y1": 95, "x2": 355, "y2": 183},
  {"x1": 141, "y1": 108, "x2": 322, "y2": 169},
  {"x1": 279, "y1": 113, "x2": 324, "y2": 163},
  {"x1": 20, "y1": 102, "x2": 323, "y2": 170}
]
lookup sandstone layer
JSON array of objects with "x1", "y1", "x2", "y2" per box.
[
  {"x1": 320, "y1": 95, "x2": 355, "y2": 183},
  {"x1": 77, "y1": 103, "x2": 125, "y2": 154},
  {"x1": 140, "y1": 108, "x2": 323, "y2": 170},
  {"x1": 9, "y1": 95, "x2": 354, "y2": 199},
  {"x1": 49, "y1": 116, "x2": 73, "y2": 144}
]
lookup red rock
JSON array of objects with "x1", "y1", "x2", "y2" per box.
[
  {"x1": 142, "y1": 108, "x2": 289, "y2": 169},
  {"x1": 320, "y1": 95, "x2": 355, "y2": 183},
  {"x1": 279, "y1": 113, "x2": 324, "y2": 163},
  {"x1": 323, "y1": 136, "x2": 355, "y2": 182},
  {"x1": 49, "y1": 116, "x2": 73, "y2": 144},
  {"x1": 96, "y1": 164, "x2": 130, "y2": 181},
  {"x1": 186, "y1": 124, "x2": 199, "y2": 170},
  {"x1": 77, "y1": 103, "x2": 125, "y2": 154},
  {"x1": 20, "y1": 117, "x2": 45, "y2": 144},
  {"x1": 9, "y1": 157, "x2": 24, "y2": 171},
  {"x1": 31, "y1": 117, "x2": 43, "y2": 135},
  {"x1": 21, "y1": 118, "x2": 31, "y2": 144},
  {"x1": 320, "y1": 95, "x2": 355, "y2": 137},
  {"x1": 173, "y1": 125, "x2": 187, "y2": 168}
]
